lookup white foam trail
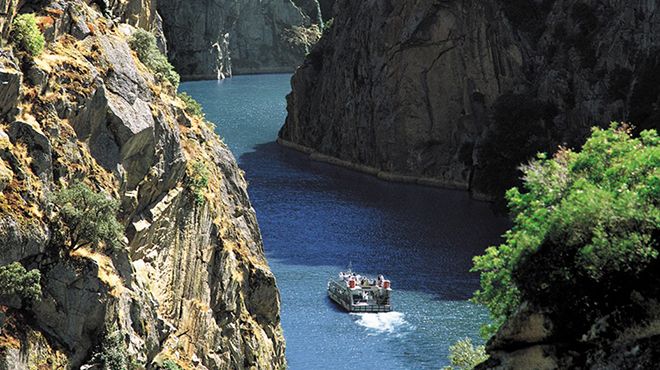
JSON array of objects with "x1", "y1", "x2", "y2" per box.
[{"x1": 351, "y1": 312, "x2": 407, "y2": 334}]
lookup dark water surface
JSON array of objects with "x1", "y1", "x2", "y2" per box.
[{"x1": 180, "y1": 75, "x2": 510, "y2": 369}]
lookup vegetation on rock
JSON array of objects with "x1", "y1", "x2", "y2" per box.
[
  {"x1": 282, "y1": 24, "x2": 322, "y2": 51},
  {"x1": 442, "y1": 338, "x2": 488, "y2": 370},
  {"x1": 10, "y1": 14, "x2": 45, "y2": 56},
  {"x1": 129, "y1": 28, "x2": 180, "y2": 87},
  {"x1": 178, "y1": 92, "x2": 204, "y2": 118},
  {"x1": 160, "y1": 359, "x2": 183, "y2": 370},
  {"x1": 99, "y1": 323, "x2": 130, "y2": 370},
  {"x1": 0, "y1": 262, "x2": 41, "y2": 301},
  {"x1": 187, "y1": 161, "x2": 210, "y2": 205},
  {"x1": 51, "y1": 182, "x2": 124, "y2": 251},
  {"x1": 472, "y1": 124, "x2": 660, "y2": 336}
]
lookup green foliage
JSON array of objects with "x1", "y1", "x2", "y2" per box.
[
  {"x1": 100, "y1": 323, "x2": 129, "y2": 370},
  {"x1": 161, "y1": 360, "x2": 183, "y2": 370},
  {"x1": 11, "y1": 13, "x2": 45, "y2": 56},
  {"x1": 188, "y1": 161, "x2": 210, "y2": 205},
  {"x1": 51, "y1": 182, "x2": 124, "y2": 251},
  {"x1": 472, "y1": 124, "x2": 660, "y2": 337},
  {"x1": 178, "y1": 92, "x2": 204, "y2": 118},
  {"x1": 0, "y1": 262, "x2": 41, "y2": 301},
  {"x1": 442, "y1": 338, "x2": 488, "y2": 370},
  {"x1": 129, "y1": 29, "x2": 180, "y2": 88},
  {"x1": 323, "y1": 18, "x2": 334, "y2": 31}
]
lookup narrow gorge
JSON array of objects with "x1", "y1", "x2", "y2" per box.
[
  {"x1": 0, "y1": 0, "x2": 658, "y2": 369},
  {"x1": 279, "y1": 0, "x2": 660, "y2": 369}
]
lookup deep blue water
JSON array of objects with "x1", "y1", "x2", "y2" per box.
[{"x1": 180, "y1": 75, "x2": 510, "y2": 369}]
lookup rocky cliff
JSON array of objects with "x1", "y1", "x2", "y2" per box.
[
  {"x1": 157, "y1": 0, "x2": 323, "y2": 80},
  {"x1": 479, "y1": 264, "x2": 660, "y2": 369},
  {"x1": 280, "y1": 0, "x2": 660, "y2": 201},
  {"x1": 0, "y1": 1, "x2": 285, "y2": 369}
]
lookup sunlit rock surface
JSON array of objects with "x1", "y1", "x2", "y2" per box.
[{"x1": 0, "y1": 1, "x2": 285, "y2": 369}]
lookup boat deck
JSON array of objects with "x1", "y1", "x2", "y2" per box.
[{"x1": 327, "y1": 276, "x2": 392, "y2": 313}]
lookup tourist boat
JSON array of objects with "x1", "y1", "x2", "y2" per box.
[{"x1": 327, "y1": 265, "x2": 392, "y2": 313}]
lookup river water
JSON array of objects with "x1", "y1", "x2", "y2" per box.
[{"x1": 180, "y1": 74, "x2": 510, "y2": 370}]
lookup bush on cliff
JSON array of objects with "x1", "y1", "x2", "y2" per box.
[
  {"x1": 187, "y1": 161, "x2": 210, "y2": 205},
  {"x1": 178, "y1": 92, "x2": 204, "y2": 118},
  {"x1": 0, "y1": 262, "x2": 41, "y2": 301},
  {"x1": 11, "y1": 13, "x2": 45, "y2": 56},
  {"x1": 442, "y1": 338, "x2": 488, "y2": 370},
  {"x1": 129, "y1": 29, "x2": 180, "y2": 88},
  {"x1": 51, "y1": 182, "x2": 124, "y2": 251},
  {"x1": 472, "y1": 123, "x2": 660, "y2": 337}
]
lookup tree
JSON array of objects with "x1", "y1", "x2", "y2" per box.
[
  {"x1": 11, "y1": 13, "x2": 45, "y2": 56},
  {"x1": 472, "y1": 124, "x2": 659, "y2": 337},
  {"x1": 0, "y1": 262, "x2": 41, "y2": 301},
  {"x1": 51, "y1": 182, "x2": 124, "y2": 251}
]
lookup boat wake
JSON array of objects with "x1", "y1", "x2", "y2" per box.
[{"x1": 351, "y1": 312, "x2": 409, "y2": 335}]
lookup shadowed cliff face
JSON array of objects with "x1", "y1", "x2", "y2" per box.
[
  {"x1": 0, "y1": 1, "x2": 285, "y2": 369},
  {"x1": 280, "y1": 0, "x2": 660, "y2": 201},
  {"x1": 157, "y1": 0, "x2": 322, "y2": 80}
]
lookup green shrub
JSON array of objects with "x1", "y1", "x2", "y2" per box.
[
  {"x1": 51, "y1": 182, "x2": 124, "y2": 251},
  {"x1": 178, "y1": 92, "x2": 204, "y2": 118},
  {"x1": 100, "y1": 323, "x2": 129, "y2": 370},
  {"x1": 161, "y1": 360, "x2": 183, "y2": 370},
  {"x1": 442, "y1": 338, "x2": 488, "y2": 370},
  {"x1": 129, "y1": 29, "x2": 179, "y2": 87},
  {"x1": 0, "y1": 262, "x2": 41, "y2": 301},
  {"x1": 11, "y1": 13, "x2": 45, "y2": 56},
  {"x1": 188, "y1": 161, "x2": 210, "y2": 205},
  {"x1": 472, "y1": 124, "x2": 660, "y2": 337}
]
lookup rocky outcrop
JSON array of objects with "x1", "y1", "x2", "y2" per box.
[
  {"x1": 0, "y1": 1, "x2": 285, "y2": 369},
  {"x1": 280, "y1": 0, "x2": 660, "y2": 201},
  {"x1": 157, "y1": 0, "x2": 322, "y2": 79},
  {"x1": 478, "y1": 246, "x2": 660, "y2": 370},
  {"x1": 0, "y1": 52, "x2": 20, "y2": 120}
]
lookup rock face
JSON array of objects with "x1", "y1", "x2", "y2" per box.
[
  {"x1": 0, "y1": 1, "x2": 285, "y2": 369},
  {"x1": 478, "y1": 244, "x2": 660, "y2": 370},
  {"x1": 157, "y1": 0, "x2": 323, "y2": 79},
  {"x1": 280, "y1": 0, "x2": 660, "y2": 201}
]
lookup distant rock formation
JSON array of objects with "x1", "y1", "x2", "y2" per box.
[
  {"x1": 0, "y1": 1, "x2": 285, "y2": 368},
  {"x1": 280, "y1": 0, "x2": 660, "y2": 201},
  {"x1": 157, "y1": 0, "x2": 324, "y2": 80}
]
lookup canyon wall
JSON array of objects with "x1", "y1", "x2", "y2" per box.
[
  {"x1": 0, "y1": 1, "x2": 285, "y2": 368},
  {"x1": 157, "y1": 0, "x2": 323, "y2": 80},
  {"x1": 280, "y1": 0, "x2": 660, "y2": 200}
]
